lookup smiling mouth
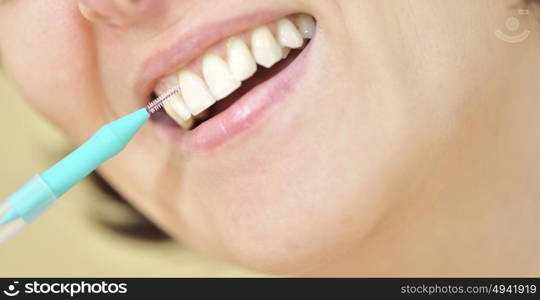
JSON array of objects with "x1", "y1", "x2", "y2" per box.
[{"x1": 149, "y1": 14, "x2": 316, "y2": 131}]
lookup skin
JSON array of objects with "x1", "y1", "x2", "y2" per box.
[{"x1": 1, "y1": 0, "x2": 539, "y2": 276}]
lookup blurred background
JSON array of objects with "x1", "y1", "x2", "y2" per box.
[{"x1": 0, "y1": 70, "x2": 260, "y2": 277}]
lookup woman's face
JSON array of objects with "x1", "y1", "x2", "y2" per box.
[{"x1": 0, "y1": 0, "x2": 529, "y2": 274}]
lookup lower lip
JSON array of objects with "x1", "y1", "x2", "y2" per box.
[{"x1": 155, "y1": 41, "x2": 313, "y2": 152}]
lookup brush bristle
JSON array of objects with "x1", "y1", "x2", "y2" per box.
[{"x1": 146, "y1": 86, "x2": 181, "y2": 114}]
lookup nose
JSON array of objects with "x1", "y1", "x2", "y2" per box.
[{"x1": 78, "y1": 0, "x2": 162, "y2": 27}]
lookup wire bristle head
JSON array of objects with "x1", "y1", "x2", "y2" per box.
[{"x1": 146, "y1": 86, "x2": 181, "y2": 114}]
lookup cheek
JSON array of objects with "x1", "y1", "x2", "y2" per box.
[
  {"x1": 0, "y1": 0, "x2": 102, "y2": 139},
  {"x1": 175, "y1": 96, "x2": 393, "y2": 273}
]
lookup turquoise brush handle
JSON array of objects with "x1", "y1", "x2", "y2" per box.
[
  {"x1": 42, "y1": 108, "x2": 149, "y2": 198},
  {"x1": 0, "y1": 108, "x2": 149, "y2": 231}
]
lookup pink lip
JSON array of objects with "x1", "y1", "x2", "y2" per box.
[{"x1": 156, "y1": 41, "x2": 312, "y2": 152}]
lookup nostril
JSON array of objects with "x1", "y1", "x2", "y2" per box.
[
  {"x1": 78, "y1": 0, "x2": 164, "y2": 27},
  {"x1": 77, "y1": 0, "x2": 135, "y2": 27},
  {"x1": 115, "y1": 0, "x2": 138, "y2": 14},
  {"x1": 78, "y1": 2, "x2": 110, "y2": 24}
]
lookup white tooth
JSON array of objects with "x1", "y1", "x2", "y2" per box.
[
  {"x1": 163, "y1": 93, "x2": 192, "y2": 121},
  {"x1": 226, "y1": 37, "x2": 257, "y2": 81},
  {"x1": 295, "y1": 14, "x2": 316, "y2": 39},
  {"x1": 282, "y1": 47, "x2": 291, "y2": 59},
  {"x1": 251, "y1": 26, "x2": 283, "y2": 68},
  {"x1": 172, "y1": 116, "x2": 194, "y2": 130},
  {"x1": 277, "y1": 18, "x2": 304, "y2": 48},
  {"x1": 163, "y1": 96, "x2": 195, "y2": 130},
  {"x1": 178, "y1": 70, "x2": 216, "y2": 115},
  {"x1": 154, "y1": 74, "x2": 180, "y2": 94},
  {"x1": 178, "y1": 118, "x2": 195, "y2": 130},
  {"x1": 202, "y1": 53, "x2": 241, "y2": 100}
]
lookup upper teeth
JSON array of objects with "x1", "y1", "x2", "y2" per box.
[
  {"x1": 277, "y1": 18, "x2": 304, "y2": 49},
  {"x1": 202, "y1": 53, "x2": 241, "y2": 100},
  {"x1": 153, "y1": 14, "x2": 316, "y2": 130},
  {"x1": 251, "y1": 26, "x2": 284, "y2": 69},
  {"x1": 227, "y1": 37, "x2": 257, "y2": 81},
  {"x1": 295, "y1": 14, "x2": 316, "y2": 39}
]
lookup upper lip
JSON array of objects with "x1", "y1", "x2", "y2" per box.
[{"x1": 134, "y1": 10, "x2": 291, "y2": 106}]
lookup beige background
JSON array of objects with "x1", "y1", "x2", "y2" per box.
[{"x1": 0, "y1": 71, "x2": 261, "y2": 277}]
